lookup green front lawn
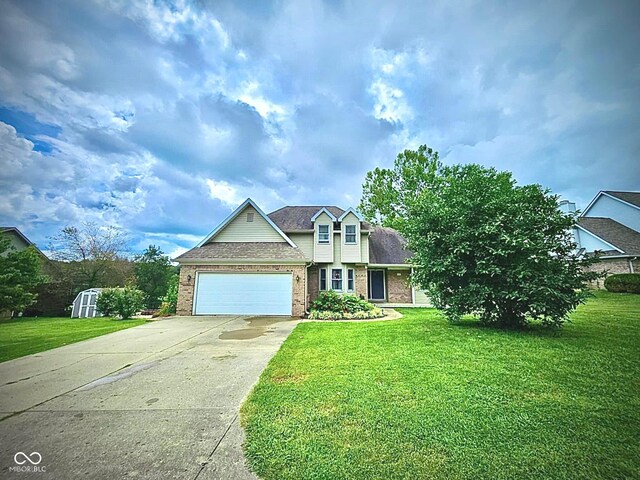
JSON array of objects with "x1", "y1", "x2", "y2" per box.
[
  {"x1": 242, "y1": 291, "x2": 640, "y2": 479},
  {"x1": 0, "y1": 316, "x2": 146, "y2": 363}
]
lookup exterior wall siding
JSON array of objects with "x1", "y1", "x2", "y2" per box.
[
  {"x1": 288, "y1": 233, "x2": 313, "y2": 260},
  {"x1": 585, "y1": 195, "x2": 640, "y2": 231},
  {"x1": 360, "y1": 233, "x2": 369, "y2": 264},
  {"x1": 340, "y1": 212, "x2": 361, "y2": 263},
  {"x1": 573, "y1": 227, "x2": 618, "y2": 253},
  {"x1": 177, "y1": 264, "x2": 306, "y2": 316},
  {"x1": 3, "y1": 231, "x2": 30, "y2": 252},
  {"x1": 313, "y1": 212, "x2": 334, "y2": 262},
  {"x1": 414, "y1": 289, "x2": 431, "y2": 305},
  {"x1": 213, "y1": 205, "x2": 286, "y2": 243},
  {"x1": 387, "y1": 269, "x2": 413, "y2": 303}
]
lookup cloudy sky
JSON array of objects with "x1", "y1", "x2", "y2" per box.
[{"x1": 1, "y1": 0, "x2": 638, "y2": 258}]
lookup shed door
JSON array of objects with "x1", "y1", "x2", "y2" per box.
[{"x1": 194, "y1": 273, "x2": 292, "y2": 315}]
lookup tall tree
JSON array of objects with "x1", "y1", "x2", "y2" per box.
[
  {"x1": 0, "y1": 233, "x2": 47, "y2": 314},
  {"x1": 361, "y1": 145, "x2": 600, "y2": 328},
  {"x1": 47, "y1": 223, "x2": 131, "y2": 291},
  {"x1": 134, "y1": 245, "x2": 174, "y2": 309}
]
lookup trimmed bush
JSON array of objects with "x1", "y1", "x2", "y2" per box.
[{"x1": 604, "y1": 273, "x2": 640, "y2": 294}]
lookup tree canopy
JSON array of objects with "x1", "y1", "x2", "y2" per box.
[
  {"x1": 360, "y1": 145, "x2": 600, "y2": 327},
  {"x1": 0, "y1": 233, "x2": 47, "y2": 314},
  {"x1": 134, "y1": 245, "x2": 175, "y2": 309},
  {"x1": 47, "y1": 222, "x2": 131, "y2": 291}
]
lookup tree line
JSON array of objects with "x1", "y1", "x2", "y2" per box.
[{"x1": 1, "y1": 222, "x2": 178, "y2": 317}]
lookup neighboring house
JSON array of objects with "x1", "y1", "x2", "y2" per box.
[
  {"x1": 0, "y1": 226, "x2": 47, "y2": 259},
  {"x1": 175, "y1": 198, "x2": 428, "y2": 316},
  {"x1": 566, "y1": 191, "x2": 640, "y2": 286}
]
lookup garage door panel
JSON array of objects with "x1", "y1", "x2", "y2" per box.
[{"x1": 194, "y1": 273, "x2": 292, "y2": 315}]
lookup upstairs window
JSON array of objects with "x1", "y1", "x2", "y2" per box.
[
  {"x1": 331, "y1": 268, "x2": 343, "y2": 290},
  {"x1": 320, "y1": 268, "x2": 327, "y2": 290},
  {"x1": 318, "y1": 224, "x2": 330, "y2": 244},
  {"x1": 345, "y1": 225, "x2": 357, "y2": 244}
]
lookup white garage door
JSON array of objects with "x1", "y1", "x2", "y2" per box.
[{"x1": 194, "y1": 272, "x2": 292, "y2": 315}]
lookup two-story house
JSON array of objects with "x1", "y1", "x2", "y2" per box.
[
  {"x1": 175, "y1": 198, "x2": 428, "y2": 316},
  {"x1": 565, "y1": 191, "x2": 640, "y2": 285}
]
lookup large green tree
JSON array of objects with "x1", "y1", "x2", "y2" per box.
[
  {"x1": 360, "y1": 145, "x2": 600, "y2": 328},
  {"x1": 134, "y1": 245, "x2": 174, "y2": 309},
  {"x1": 0, "y1": 234, "x2": 47, "y2": 314}
]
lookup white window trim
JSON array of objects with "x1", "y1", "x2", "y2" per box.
[
  {"x1": 344, "y1": 224, "x2": 357, "y2": 245},
  {"x1": 347, "y1": 268, "x2": 354, "y2": 291},
  {"x1": 331, "y1": 268, "x2": 343, "y2": 291},
  {"x1": 318, "y1": 224, "x2": 330, "y2": 244},
  {"x1": 319, "y1": 268, "x2": 327, "y2": 291}
]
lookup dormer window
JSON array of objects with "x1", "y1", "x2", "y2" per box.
[
  {"x1": 318, "y1": 224, "x2": 330, "y2": 244},
  {"x1": 345, "y1": 225, "x2": 357, "y2": 244}
]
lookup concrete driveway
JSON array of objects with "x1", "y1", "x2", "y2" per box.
[{"x1": 0, "y1": 315, "x2": 299, "y2": 479}]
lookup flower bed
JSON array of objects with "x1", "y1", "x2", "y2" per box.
[{"x1": 308, "y1": 291, "x2": 384, "y2": 320}]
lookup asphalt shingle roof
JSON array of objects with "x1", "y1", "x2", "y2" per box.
[
  {"x1": 368, "y1": 226, "x2": 413, "y2": 265},
  {"x1": 268, "y1": 206, "x2": 372, "y2": 231},
  {"x1": 603, "y1": 191, "x2": 640, "y2": 208},
  {"x1": 578, "y1": 217, "x2": 640, "y2": 256},
  {"x1": 175, "y1": 242, "x2": 307, "y2": 261}
]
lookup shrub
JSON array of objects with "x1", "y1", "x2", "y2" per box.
[
  {"x1": 604, "y1": 274, "x2": 640, "y2": 294},
  {"x1": 153, "y1": 275, "x2": 179, "y2": 317},
  {"x1": 311, "y1": 291, "x2": 376, "y2": 314},
  {"x1": 309, "y1": 292, "x2": 381, "y2": 319},
  {"x1": 97, "y1": 286, "x2": 145, "y2": 319},
  {"x1": 96, "y1": 288, "x2": 118, "y2": 317}
]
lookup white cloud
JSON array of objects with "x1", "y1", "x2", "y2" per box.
[{"x1": 206, "y1": 178, "x2": 243, "y2": 208}]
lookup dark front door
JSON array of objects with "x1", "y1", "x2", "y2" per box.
[{"x1": 368, "y1": 270, "x2": 385, "y2": 300}]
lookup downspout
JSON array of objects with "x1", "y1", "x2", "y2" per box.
[{"x1": 630, "y1": 257, "x2": 637, "y2": 274}]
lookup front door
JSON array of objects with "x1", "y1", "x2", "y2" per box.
[{"x1": 368, "y1": 269, "x2": 385, "y2": 301}]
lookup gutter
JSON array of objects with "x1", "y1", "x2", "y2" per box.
[{"x1": 176, "y1": 259, "x2": 308, "y2": 265}]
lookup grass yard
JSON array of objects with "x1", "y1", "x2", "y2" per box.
[
  {"x1": 241, "y1": 291, "x2": 640, "y2": 479},
  {"x1": 0, "y1": 316, "x2": 146, "y2": 363}
]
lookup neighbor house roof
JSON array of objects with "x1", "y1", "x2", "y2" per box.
[
  {"x1": 603, "y1": 191, "x2": 640, "y2": 208},
  {"x1": 268, "y1": 206, "x2": 372, "y2": 231},
  {"x1": 368, "y1": 226, "x2": 413, "y2": 265},
  {"x1": 175, "y1": 242, "x2": 307, "y2": 263},
  {"x1": 577, "y1": 217, "x2": 640, "y2": 256}
]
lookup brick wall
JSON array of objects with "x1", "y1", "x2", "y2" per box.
[
  {"x1": 584, "y1": 258, "x2": 634, "y2": 289},
  {"x1": 355, "y1": 266, "x2": 368, "y2": 299},
  {"x1": 307, "y1": 265, "x2": 319, "y2": 303},
  {"x1": 387, "y1": 269, "x2": 412, "y2": 303},
  {"x1": 177, "y1": 264, "x2": 307, "y2": 316}
]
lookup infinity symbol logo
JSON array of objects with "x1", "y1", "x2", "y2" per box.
[{"x1": 14, "y1": 452, "x2": 42, "y2": 465}]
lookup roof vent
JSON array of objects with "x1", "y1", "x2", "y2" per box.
[{"x1": 247, "y1": 212, "x2": 254, "y2": 222}]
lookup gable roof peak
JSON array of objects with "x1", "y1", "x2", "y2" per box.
[
  {"x1": 310, "y1": 207, "x2": 338, "y2": 222},
  {"x1": 196, "y1": 198, "x2": 296, "y2": 247},
  {"x1": 337, "y1": 207, "x2": 364, "y2": 222}
]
